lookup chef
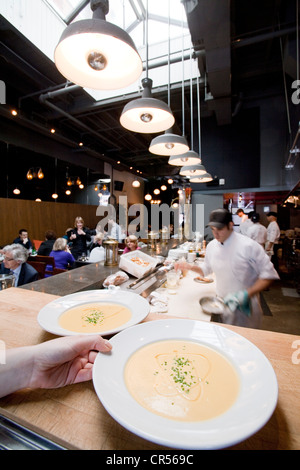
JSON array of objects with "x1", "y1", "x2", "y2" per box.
[
  {"x1": 175, "y1": 208, "x2": 279, "y2": 328},
  {"x1": 266, "y1": 211, "x2": 281, "y2": 270}
]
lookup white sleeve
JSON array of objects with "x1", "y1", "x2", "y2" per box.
[{"x1": 248, "y1": 242, "x2": 279, "y2": 280}]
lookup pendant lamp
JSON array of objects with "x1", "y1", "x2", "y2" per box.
[
  {"x1": 149, "y1": 3, "x2": 188, "y2": 154},
  {"x1": 179, "y1": 163, "x2": 207, "y2": 176},
  {"x1": 120, "y1": 78, "x2": 175, "y2": 133},
  {"x1": 120, "y1": 0, "x2": 174, "y2": 133},
  {"x1": 189, "y1": 172, "x2": 213, "y2": 183},
  {"x1": 149, "y1": 129, "x2": 189, "y2": 155},
  {"x1": 54, "y1": 0, "x2": 142, "y2": 90},
  {"x1": 169, "y1": 150, "x2": 201, "y2": 166},
  {"x1": 169, "y1": 49, "x2": 201, "y2": 167},
  {"x1": 180, "y1": 70, "x2": 211, "y2": 177}
]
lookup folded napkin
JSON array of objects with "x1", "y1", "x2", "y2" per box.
[{"x1": 149, "y1": 290, "x2": 169, "y2": 314}]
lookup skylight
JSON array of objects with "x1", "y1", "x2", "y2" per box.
[{"x1": 46, "y1": 0, "x2": 190, "y2": 49}]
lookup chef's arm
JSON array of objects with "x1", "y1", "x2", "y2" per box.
[
  {"x1": 265, "y1": 241, "x2": 274, "y2": 251},
  {"x1": 174, "y1": 260, "x2": 205, "y2": 277},
  {"x1": 246, "y1": 278, "x2": 272, "y2": 298}
]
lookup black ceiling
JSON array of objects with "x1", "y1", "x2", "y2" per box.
[{"x1": 0, "y1": 0, "x2": 298, "y2": 181}]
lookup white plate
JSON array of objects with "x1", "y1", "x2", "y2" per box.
[
  {"x1": 193, "y1": 276, "x2": 214, "y2": 284},
  {"x1": 37, "y1": 289, "x2": 150, "y2": 336},
  {"x1": 93, "y1": 319, "x2": 278, "y2": 449}
]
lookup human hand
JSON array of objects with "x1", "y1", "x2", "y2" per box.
[
  {"x1": 174, "y1": 260, "x2": 190, "y2": 272},
  {"x1": 29, "y1": 335, "x2": 112, "y2": 390},
  {"x1": 223, "y1": 290, "x2": 251, "y2": 316}
]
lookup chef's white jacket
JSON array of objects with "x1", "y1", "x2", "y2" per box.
[
  {"x1": 201, "y1": 231, "x2": 279, "y2": 327},
  {"x1": 247, "y1": 223, "x2": 267, "y2": 247},
  {"x1": 267, "y1": 221, "x2": 281, "y2": 244}
]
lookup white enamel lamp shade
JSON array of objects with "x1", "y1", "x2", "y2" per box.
[{"x1": 55, "y1": 19, "x2": 142, "y2": 90}]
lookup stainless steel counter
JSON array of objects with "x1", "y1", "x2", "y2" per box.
[{"x1": 20, "y1": 240, "x2": 181, "y2": 297}]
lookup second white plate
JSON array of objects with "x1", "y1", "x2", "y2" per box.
[{"x1": 37, "y1": 289, "x2": 150, "y2": 336}]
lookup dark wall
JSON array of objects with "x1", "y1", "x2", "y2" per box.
[
  {"x1": 198, "y1": 107, "x2": 260, "y2": 189},
  {"x1": 0, "y1": 142, "x2": 100, "y2": 204}
]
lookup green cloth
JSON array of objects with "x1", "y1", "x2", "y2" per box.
[{"x1": 223, "y1": 290, "x2": 251, "y2": 317}]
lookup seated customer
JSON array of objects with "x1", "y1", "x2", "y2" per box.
[
  {"x1": 123, "y1": 235, "x2": 141, "y2": 254},
  {"x1": 13, "y1": 229, "x2": 33, "y2": 251},
  {"x1": 89, "y1": 233, "x2": 105, "y2": 262},
  {"x1": 47, "y1": 238, "x2": 75, "y2": 274},
  {"x1": 37, "y1": 230, "x2": 57, "y2": 256},
  {"x1": 0, "y1": 244, "x2": 38, "y2": 286}
]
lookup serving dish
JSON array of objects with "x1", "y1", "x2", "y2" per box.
[
  {"x1": 37, "y1": 289, "x2": 150, "y2": 336},
  {"x1": 93, "y1": 319, "x2": 278, "y2": 449},
  {"x1": 199, "y1": 296, "x2": 227, "y2": 315},
  {"x1": 194, "y1": 276, "x2": 214, "y2": 284}
]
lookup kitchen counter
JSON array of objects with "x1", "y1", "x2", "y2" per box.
[
  {"x1": 0, "y1": 287, "x2": 299, "y2": 450},
  {"x1": 21, "y1": 240, "x2": 180, "y2": 297}
]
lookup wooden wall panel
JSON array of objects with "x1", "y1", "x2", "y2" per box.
[{"x1": 0, "y1": 198, "x2": 101, "y2": 247}]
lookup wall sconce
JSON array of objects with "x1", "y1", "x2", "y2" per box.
[{"x1": 26, "y1": 168, "x2": 44, "y2": 180}]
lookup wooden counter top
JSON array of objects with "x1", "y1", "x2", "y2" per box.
[{"x1": 0, "y1": 287, "x2": 299, "y2": 450}]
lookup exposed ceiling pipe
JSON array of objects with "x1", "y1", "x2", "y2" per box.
[
  {"x1": 39, "y1": 91, "x2": 122, "y2": 150},
  {"x1": 232, "y1": 25, "x2": 299, "y2": 49}
]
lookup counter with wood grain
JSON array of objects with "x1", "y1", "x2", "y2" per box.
[{"x1": 0, "y1": 287, "x2": 299, "y2": 450}]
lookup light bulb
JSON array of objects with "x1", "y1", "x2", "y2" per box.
[
  {"x1": 37, "y1": 168, "x2": 44, "y2": 179},
  {"x1": 87, "y1": 52, "x2": 107, "y2": 71}
]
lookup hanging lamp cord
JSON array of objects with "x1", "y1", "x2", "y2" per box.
[{"x1": 197, "y1": 73, "x2": 202, "y2": 163}]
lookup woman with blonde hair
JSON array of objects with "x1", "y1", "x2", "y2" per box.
[
  {"x1": 67, "y1": 216, "x2": 93, "y2": 260},
  {"x1": 47, "y1": 238, "x2": 75, "y2": 274},
  {"x1": 123, "y1": 235, "x2": 140, "y2": 254}
]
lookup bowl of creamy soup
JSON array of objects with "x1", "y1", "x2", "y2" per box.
[
  {"x1": 92, "y1": 319, "x2": 278, "y2": 449},
  {"x1": 59, "y1": 302, "x2": 132, "y2": 333},
  {"x1": 124, "y1": 339, "x2": 240, "y2": 422},
  {"x1": 37, "y1": 289, "x2": 150, "y2": 336}
]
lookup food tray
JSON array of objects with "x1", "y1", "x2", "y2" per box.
[{"x1": 119, "y1": 250, "x2": 158, "y2": 278}]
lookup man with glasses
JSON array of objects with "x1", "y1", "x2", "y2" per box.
[{"x1": 0, "y1": 244, "x2": 38, "y2": 286}]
